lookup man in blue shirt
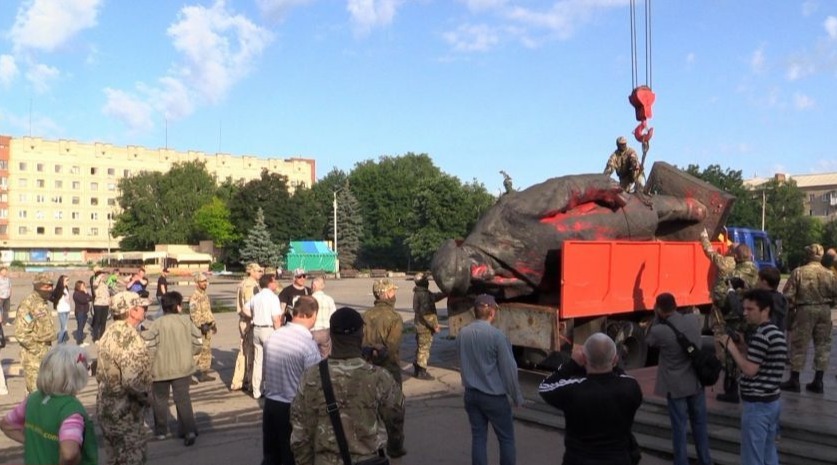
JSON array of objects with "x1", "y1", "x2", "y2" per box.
[{"x1": 458, "y1": 294, "x2": 524, "y2": 465}]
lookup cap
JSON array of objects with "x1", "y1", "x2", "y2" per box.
[
  {"x1": 293, "y1": 268, "x2": 306, "y2": 277},
  {"x1": 616, "y1": 136, "x2": 628, "y2": 145},
  {"x1": 32, "y1": 273, "x2": 52, "y2": 286},
  {"x1": 194, "y1": 272, "x2": 208, "y2": 283},
  {"x1": 330, "y1": 307, "x2": 365, "y2": 335},
  {"x1": 93, "y1": 265, "x2": 103, "y2": 273},
  {"x1": 654, "y1": 292, "x2": 677, "y2": 312},
  {"x1": 110, "y1": 291, "x2": 151, "y2": 316},
  {"x1": 372, "y1": 278, "x2": 398, "y2": 297},
  {"x1": 806, "y1": 243, "x2": 825, "y2": 260},
  {"x1": 474, "y1": 294, "x2": 497, "y2": 308},
  {"x1": 246, "y1": 262, "x2": 263, "y2": 273}
]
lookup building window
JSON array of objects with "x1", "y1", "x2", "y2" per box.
[
  {"x1": 36, "y1": 195, "x2": 45, "y2": 203},
  {"x1": 72, "y1": 196, "x2": 80, "y2": 205},
  {"x1": 0, "y1": 225, "x2": 6, "y2": 235},
  {"x1": 36, "y1": 227, "x2": 45, "y2": 235},
  {"x1": 55, "y1": 227, "x2": 63, "y2": 235},
  {"x1": 54, "y1": 164, "x2": 62, "y2": 173},
  {"x1": 107, "y1": 198, "x2": 116, "y2": 206},
  {"x1": 35, "y1": 211, "x2": 44, "y2": 219},
  {"x1": 90, "y1": 182, "x2": 98, "y2": 190},
  {"x1": 51, "y1": 196, "x2": 62, "y2": 204},
  {"x1": 107, "y1": 168, "x2": 116, "y2": 176},
  {"x1": 18, "y1": 226, "x2": 27, "y2": 235},
  {"x1": 71, "y1": 212, "x2": 80, "y2": 220},
  {"x1": 54, "y1": 180, "x2": 63, "y2": 188},
  {"x1": 18, "y1": 194, "x2": 26, "y2": 202},
  {"x1": 54, "y1": 211, "x2": 63, "y2": 219},
  {"x1": 0, "y1": 160, "x2": 6, "y2": 170},
  {"x1": 90, "y1": 197, "x2": 98, "y2": 206},
  {"x1": 107, "y1": 183, "x2": 116, "y2": 191},
  {"x1": 72, "y1": 227, "x2": 80, "y2": 236},
  {"x1": 123, "y1": 169, "x2": 131, "y2": 177},
  {"x1": 91, "y1": 212, "x2": 99, "y2": 220},
  {"x1": 36, "y1": 179, "x2": 45, "y2": 188},
  {"x1": 36, "y1": 163, "x2": 44, "y2": 172},
  {"x1": 0, "y1": 177, "x2": 6, "y2": 188},
  {"x1": 89, "y1": 227, "x2": 99, "y2": 236},
  {"x1": 0, "y1": 193, "x2": 7, "y2": 202},
  {"x1": 72, "y1": 181, "x2": 80, "y2": 189},
  {"x1": 90, "y1": 167, "x2": 98, "y2": 175},
  {"x1": 18, "y1": 210, "x2": 26, "y2": 218},
  {"x1": 18, "y1": 179, "x2": 27, "y2": 188},
  {"x1": 71, "y1": 165, "x2": 80, "y2": 174},
  {"x1": 18, "y1": 162, "x2": 26, "y2": 171},
  {"x1": 0, "y1": 209, "x2": 6, "y2": 219}
]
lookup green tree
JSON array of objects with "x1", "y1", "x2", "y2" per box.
[
  {"x1": 228, "y1": 169, "x2": 293, "y2": 246},
  {"x1": 406, "y1": 175, "x2": 494, "y2": 267},
  {"x1": 349, "y1": 153, "x2": 442, "y2": 270},
  {"x1": 193, "y1": 197, "x2": 237, "y2": 248},
  {"x1": 113, "y1": 161, "x2": 217, "y2": 250},
  {"x1": 822, "y1": 219, "x2": 837, "y2": 249},
  {"x1": 762, "y1": 178, "x2": 821, "y2": 269},
  {"x1": 329, "y1": 185, "x2": 363, "y2": 269},
  {"x1": 239, "y1": 208, "x2": 285, "y2": 268}
]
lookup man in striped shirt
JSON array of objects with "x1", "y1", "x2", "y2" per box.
[
  {"x1": 716, "y1": 288, "x2": 787, "y2": 465},
  {"x1": 262, "y1": 295, "x2": 321, "y2": 465}
]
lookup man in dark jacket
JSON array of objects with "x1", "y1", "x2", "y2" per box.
[
  {"x1": 539, "y1": 333, "x2": 642, "y2": 465},
  {"x1": 412, "y1": 272, "x2": 445, "y2": 380},
  {"x1": 646, "y1": 293, "x2": 712, "y2": 465}
]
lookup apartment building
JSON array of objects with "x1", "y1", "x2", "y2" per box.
[
  {"x1": 0, "y1": 135, "x2": 316, "y2": 263},
  {"x1": 745, "y1": 172, "x2": 837, "y2": 220}
]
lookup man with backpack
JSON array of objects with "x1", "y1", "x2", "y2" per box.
[{"x1": 646, "y1": 293, "x2": 712, "y2": 465}]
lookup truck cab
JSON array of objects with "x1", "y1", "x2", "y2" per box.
[{"x1": 725, "y1": 227, "x2": 779, "y2": 269}]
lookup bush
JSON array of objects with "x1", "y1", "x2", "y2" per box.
[
  {"x1": 210, "y1": 262, "x2": 226, "y2": 272},
  {"x1": 10, "y1": 260, "x2": 25, "y2": 269}
]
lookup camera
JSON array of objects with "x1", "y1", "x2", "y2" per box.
[{"x1": 726, "y1": 327, "x2": 741, "y2": 344}]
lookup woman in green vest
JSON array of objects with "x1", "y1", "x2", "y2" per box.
[{"x1": 0, "y1": 345, "x2": 98, "y2": 465}]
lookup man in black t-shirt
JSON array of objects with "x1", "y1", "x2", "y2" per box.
[
  {"x1": 278, "y1": 268, "x2": 310, "y2": 324},
  {"x1": 156, "y1": 268, "x2": 169, "y2": 302}
]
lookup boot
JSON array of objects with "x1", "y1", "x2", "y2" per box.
[
  {"x1": 780, "y1": 371, "x2": 801, "y2": 392},
  {"x1": 196, "y1": 371, "x2": 216, "y2": 383},
  {"x1": 416, "y1": 366, "x2": 435, "y2": 381},
  {"x1": 805, "y1": 371, "x2": 824, "y2": 394},
  {"x1": 413, "y1": 363, "x2": 421, "y2": 377}
]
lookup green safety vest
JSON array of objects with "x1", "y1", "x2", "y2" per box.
[{"x1": 23, "y1": 391, "x2": 98, "y2": 465}]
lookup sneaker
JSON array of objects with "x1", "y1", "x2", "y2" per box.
[{"x1": 184, "y1": 433, "x2": 197, "y2": 447}]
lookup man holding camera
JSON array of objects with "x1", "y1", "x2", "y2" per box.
[{"x1": 189, "y1": 272, "x2": 216, "y2": 383}]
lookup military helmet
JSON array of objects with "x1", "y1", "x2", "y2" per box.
[
  {"x1": 111, "y1": 291, "x2": 151, "y2": 317},
  {"x1": 372, "y1": 278, "x2": 398, "y2": 298},
  {"x1": 806, "y1": 243, "x2": 824, "y2": 261},
  {"x1": 32, "y1": 273, "x2": 52, "y2": 287},
  {"x1": 616, "y1": 136, "x2": 628, "y2": 146}
]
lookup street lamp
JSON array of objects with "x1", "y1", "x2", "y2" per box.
[{"x1": 333, "y1": 189, "x2": 342, "y2": 279}]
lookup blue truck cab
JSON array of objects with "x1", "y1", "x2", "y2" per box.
[{"x1": 725, "y1": 227, "x2": 780, "y2": 270}]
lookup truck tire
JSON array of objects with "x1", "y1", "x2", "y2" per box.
[{"x1": 607, "y1": 320, "x2": 647, "y2": 370}]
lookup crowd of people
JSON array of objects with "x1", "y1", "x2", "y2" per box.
[{"x1": 0, "y1": 237, "x2": 834, "y2": 465}]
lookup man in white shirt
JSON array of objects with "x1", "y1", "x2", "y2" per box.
[
  {"x1": 262, "y1": 295, "x2": 321, "y2": 465},
  {"x1": 247, "y1": 273, "x2": 282, "y2": 399},
  {"x1": 310, "y1": 276, "x2": 337, "y2": 358}
]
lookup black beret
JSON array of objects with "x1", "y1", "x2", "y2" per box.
[{"x1": 330, "y1": 307, "x2": 364, "y2": 335}]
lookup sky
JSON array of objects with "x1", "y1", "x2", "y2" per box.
[{"x1": 1, "y1": 0, "x2": 836, "y2": 195}]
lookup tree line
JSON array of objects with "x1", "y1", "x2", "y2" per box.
[{"x1": 111, "y1": 153, "x2": 495, "y2": 271}]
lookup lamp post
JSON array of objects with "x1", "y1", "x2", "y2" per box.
[{"x1": 333, "y1": 190, "x2": 341, "y2": 279}]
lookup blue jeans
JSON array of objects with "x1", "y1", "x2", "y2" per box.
[
  {"x1": 464, "y1": 389, "x2": 516, "y2": 465},
  {"x1": 741, "y1": 400, "x2": 780, "y2": 465},
  {"x1": 667, "y1": 391, "x2": 712, "y2": 465},
  {"x1": 75, "y1": 312, "x2": 88, "y2": 344},
  {"x1": 57, "y1": 312, "x2": 70, "y2": 344}
]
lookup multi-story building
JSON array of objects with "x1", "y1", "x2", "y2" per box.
[
  {"x1": 0, "y1": 135, "x2": 316, "y2": 264},
  {"x1": 744, "y1": 172, "x2": 837, "y2": 220}
]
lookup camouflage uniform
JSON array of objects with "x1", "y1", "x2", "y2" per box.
[
  {"x1": 189, "y1": 275, "x2": 215, "y2": 373},
  {"x1": 231, "y1": 267, "x2": 260, "y2": 391},
  {"x1": 413, "y1": 277, "x2": 443, "y2": 371},
  {"x1": 290, "y1": 358, "x2": 405, "y2": 465},
  {"x1": 783, "y1": 254, "x2": 837, "y2": 372},
  {"x1": 363, "y1": 281, "x2": 404, "y2": 385},
  {"x1": 603, "y1": 137, "x2": 642, "y2": 190},
  {"x1": 14, "y1": 273, "x2": 56, "y2": 393},
  {"x1": 96, "y1": 292, "x2": 153, "y2": 465}
]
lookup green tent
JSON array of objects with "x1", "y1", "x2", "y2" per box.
[{"x1": 286, "y1": 241, "x2": 337, "y2": 273}]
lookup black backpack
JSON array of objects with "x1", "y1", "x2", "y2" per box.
[{"x1": 660, "y1": 318, "x2": 722, "y2": 387}]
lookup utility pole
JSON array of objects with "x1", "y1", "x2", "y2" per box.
[{"x1": 333, "y1": 190, "x2": 340, "y2": 279}]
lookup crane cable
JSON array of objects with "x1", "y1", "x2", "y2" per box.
[
  {"x1": 629, "y1": 0, "x2": 653, "y2": 90},
  {"x1": 629, "y1": 0, "x2": 655, "y2": 193}
]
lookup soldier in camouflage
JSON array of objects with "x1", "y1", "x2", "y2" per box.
[
  {"x1": 780, "y1": 243, "x2": 837, "y2": 393},
  {"x1": 96, "y1": 291, "x2": 153, "y2": 465},
  {"x1": 362, "y1": 278, "x2": 406, "y2": 457},
  {"x1": 189, "y1": 272, "x2": 216, "y2": 383},
  {"x1": 604, "y1": 136, "x2": 643, "y2": 191},
  {"x1": 14, "y1": 273, "x2": 57, "y2": 393},
  {"x1": 231, "y1": 262, "x2": 262, "y2": 392},
  {"x1": 291, "y1": 307, "x2": 405, "y2": 465},
  {"x1": 412, "y1": 272, "x2": 445, "y2": 381}
]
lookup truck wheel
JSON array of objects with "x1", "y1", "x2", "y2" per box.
[{"x1": 607, "y1": 320, "x2": 647, "y2": 370}]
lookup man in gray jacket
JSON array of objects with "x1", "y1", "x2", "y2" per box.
[
  {"x1": 646, "y1": 293, "x2": 712, "y2": 465},
  {"x1": 142, "y1": 291, "x2": 203, "y2": 446}
]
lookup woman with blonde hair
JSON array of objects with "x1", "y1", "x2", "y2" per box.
[{"x1": 0, "y1": 345, "x2": 98, "y2": 465}]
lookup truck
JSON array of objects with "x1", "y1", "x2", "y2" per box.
[
  {"x1": 431, "y1": 162, "x2": 735, "y2": 369},
  {"x1": 725, "y1": 226, "x2": 780, "y2": 270}
]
